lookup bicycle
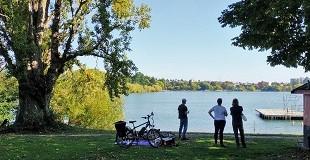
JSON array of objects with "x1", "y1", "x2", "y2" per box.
[{"x1": 115, "y1": 112, "x2": 162, "y2": 148}]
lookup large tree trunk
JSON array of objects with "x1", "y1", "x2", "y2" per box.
[{"x1": 14, "y1": 77, "x2": 54, "y2": 131}]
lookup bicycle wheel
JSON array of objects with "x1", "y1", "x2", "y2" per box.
[
  {"x1": 147, "y1": 129, "x2": 162, "y2": 148},
  {"x1": 116, "y1": 131, "x2": 134, "y2": 148}
]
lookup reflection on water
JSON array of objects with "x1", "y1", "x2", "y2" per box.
[{"x1": 124, "y1": 91, "x2": 303, "y2": 135}]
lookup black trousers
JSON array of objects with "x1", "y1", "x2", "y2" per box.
[
  {"x1": 232, "y1": 121, "x2": 246, "y2": 147},
  {"x1": 214, "y1": 120, "x2": 226, "y2": 144}
]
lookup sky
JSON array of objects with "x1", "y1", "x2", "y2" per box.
[{"x1": 80, "y1": 0, "x2": 309, "y2": 83}]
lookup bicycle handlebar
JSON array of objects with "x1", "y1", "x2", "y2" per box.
[{"x1": 141, "y1": 112, "x2": 154, "y2": 119}]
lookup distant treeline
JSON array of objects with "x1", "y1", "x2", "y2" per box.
[{"x1": 128, "y1": 72, "x2": 301, "y2": 93}]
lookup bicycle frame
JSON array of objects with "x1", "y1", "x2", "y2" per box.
[
  {"x1": 116, "y1": 112, "x2": 162, "y2": 148},
  {"x1": 129, "y1": 114, "x2": 153, "y2": 133}
]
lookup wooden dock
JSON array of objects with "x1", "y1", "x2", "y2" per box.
[{"x1": 256, "y1": 109, "x2": 303, "y2": 120}]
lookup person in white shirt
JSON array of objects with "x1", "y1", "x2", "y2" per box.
[{"x1": 208, "y1": 98, "x2": 228, "y2": 147}]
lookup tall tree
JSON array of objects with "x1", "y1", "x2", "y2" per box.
[
  {"x1": 0, "y1": 0, "x2": 150, "y2": 130},
  {"x1": 218, "y1": 0, "x2": 310, "y2": 71}
]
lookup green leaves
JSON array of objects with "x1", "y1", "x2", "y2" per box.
[
  {"x1": 0, "y1": 0, "x2": 151, "y2": 130},
  {"x1": 112, "y1": 0, "x2": 135, "y2": 18},
  {"x1": 51, "y1": 68, "x2": 124, "y2": 130},
  {"x1": 135, "y1": 4, "x2": 151, "y2": 29},
  {"x1": 219, "y1": 0, "x2": 310, "y2": 71},
  {"x1": 0, "y1": 72, "x2": 18, "y2": 122},
  {"x1": 1, "y1": 0, "x2": 151, "y2": 99}
]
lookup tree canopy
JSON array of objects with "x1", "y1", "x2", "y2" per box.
[
  {"x1": 218, "y1": 0, "x2": 310, "y2": 71},
  {"x1": 0, "y1": 0, "x2": 150, "y2": 98},
  {"x1": 127, "y1": 72, "x2": 294, "y2": 92},
  {"x1": 0, "y1": 0, "x2": 150, "y2": 130}
]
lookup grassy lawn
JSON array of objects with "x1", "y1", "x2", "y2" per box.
[{"x1": 0, "y1": 131, "x2": 308, "y2": 160}]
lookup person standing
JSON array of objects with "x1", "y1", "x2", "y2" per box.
[
  {"x1": 178, "y1": 98, "x2": 189, "y2": 140},
  {"x1": 230, "y1": 98, "x2": 246, "y2": 148},
  {"x1": 208, "y1": 98, "x2": 228, "y2": 147}
]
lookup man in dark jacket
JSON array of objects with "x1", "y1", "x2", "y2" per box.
[
  {"x1": 178, "y1": 98, "x2": 189, "y2": 140},
  {"x1": 230, "y1": 98, "x2": 246, "y2": 148}
]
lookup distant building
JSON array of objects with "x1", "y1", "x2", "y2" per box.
[
  {"x1": 303, "y1": 77, "x2": 310, "y2": 83},
  {"x1": 290, "y1": 77, "x2": 310, "y2": 86}
]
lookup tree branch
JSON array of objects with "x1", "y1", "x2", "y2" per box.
[
  {"x1": 0, "y1": 13, "x2": 9, "y2": 19},
  {"x1": 63, "y1": 0, "x2": 90, "y2": 56},
  {"x1": 0, "y1": 41, "x2": 15, "y2": 71},
  {"x1": 44, "y1": 0, "x2": 50, "y2": 23},
  {"x1": 50, "y1": 0, "x2": 61, "y2": 57},
  {"x1": 48, "y1": 0, "x2": 62, "y2": 76},
  {"x1": 0, "y1": 25, "x2": 12, "y2": 48},
  {"x1": 45, "y1": 10, "x2": 54, "y2": 28},
  {"x1": 64, "y1": 36, "x2": 106, "y2": 62}
]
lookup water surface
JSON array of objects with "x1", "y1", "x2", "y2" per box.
[{"x1": 124, "y1": 91, "x2": 303, "y2": 134}]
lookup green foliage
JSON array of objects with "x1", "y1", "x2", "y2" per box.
[
  {"x1": 130, "y1": 72, "x2": 151, "y2": 85},
  {"x1": 199, "y1": 81, "x2": 213, "y2": 90},
  {"x1": 218, "y1": 0, "x2": 310, "y2": 71},
  {"x1": 0, "y1": 0, "x2": 150, "y2": 129},
  {"x1": 51, "y1": 69, "x2": 124, "y2": 130},
  {"x1": 213, "y1": 83, "x2": 223, "y2": 91},
  {"x1": 189, "y1": 80, "x2": 199, "y2": 90},
  {"x1": 127, "y1": 72, "x2": 164, "y2": 93},
  {"x1": 0, "y1": 72, "x2": 18, "y2": 122},
  {"x1": 127, "y1": 83, "x2": 163, "y2": 93},
  {"x1": 128, "y1": 72, "x2": 294, "y2": 92},
  {"x1": 221, "y1": 81, "x2": 235, "y2": 91},
  {"x1": 0, "y1": 0, "x2": 151, "y2": 100},
  {"x1": 3, "y1": 0, "x2": 37, "y2": 56},
  {"x1": 112, "y1": 0, "x2": 151, "y2": 29}
]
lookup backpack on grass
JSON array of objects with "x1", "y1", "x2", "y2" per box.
[{"x1": 161, "y1": 132, "x2": 177, "y2": 147}]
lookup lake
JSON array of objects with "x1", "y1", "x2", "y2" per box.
[{"x1": 124, "y1": 91, "x2": 304, "y2": 135}]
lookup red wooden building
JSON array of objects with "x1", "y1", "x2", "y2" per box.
[{"x1": 291, "y1": 81, "x2": 310, "y2": 149}]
